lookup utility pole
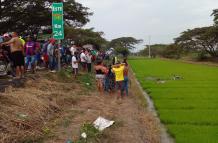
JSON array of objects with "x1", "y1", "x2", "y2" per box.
[{"x1": 148, "y1": 35, "x2": 151, "y2": 58}]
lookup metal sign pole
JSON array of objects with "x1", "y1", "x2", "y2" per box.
[
  {"x1": 58, "y1": 40, "x2": 61, "y2": 71},
  {"x1": 52, "y1": 2, "x2": 64, "y2": 72}
]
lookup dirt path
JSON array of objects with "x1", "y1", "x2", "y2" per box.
[
  {"x1": 46, "y1": 94, "x2": 159, "y2": 143},
  {"x1": 45, "y1": 71, "x2": 160, "y2": 143},
  {"x1": 0, "y1": 71, "x2": 160, "y2": 143}
]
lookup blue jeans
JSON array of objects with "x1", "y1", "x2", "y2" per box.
[
  {"x1": 123, "y1": 76, "x2": 128, "y2": 96},
  {"x1": 26, "y1": 55, "x2": 36, "y2": 66},
  {"x1": 104, "y1": 76, "x2": 110, "y2": 92},
  {"x1": 25, "y1": 55, "x2": 36, "y2": 70},
  {"x1": 48, "y1": 55, "x2": 56, "y2": 70}
]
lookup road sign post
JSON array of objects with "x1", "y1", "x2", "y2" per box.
[
  {"x1": 52, "y1": 2, "x2": 64, "y2": 71},
  {"x1": 52, "y1": 3, "x2": 64, "y2": 40}
]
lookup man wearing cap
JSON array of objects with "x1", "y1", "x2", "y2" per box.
[
  {"x1": 47, "y1": 39, "x2": 56, "y2": 72},
  {"x1": 0, "y1": 32, "x2": 25, "y2": 79}
]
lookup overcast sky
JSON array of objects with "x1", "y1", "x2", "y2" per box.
[{"x1": 77, "y1": 0, "x2": 218, "y2": 50}]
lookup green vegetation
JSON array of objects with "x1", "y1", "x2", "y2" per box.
[
  {"x1": 78, "y1": 73, "x2": 95, "y2": 90},
  {"x1": 130, "y1": 58, "x2": 218, "y2": 143},
  {"x1": 110, "y1": 37, "x2": 143, "y2": 57},
  {"x1": 75, "y1": 123, "x2": 101, "y2": 143},
  {"x1": 0, "y1": 0, "x2": 92, "y2": 34}
]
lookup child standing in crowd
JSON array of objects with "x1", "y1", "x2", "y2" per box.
[{"x1": 72, "y1": 51, "x2": 79, "y2": 79}]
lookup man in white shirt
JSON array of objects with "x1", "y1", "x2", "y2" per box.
[
  {"x1": 70, "y1": 45, "x2": 77, "y2": 56},
  {"x1": 72, "y1": 52, "x2": 79, "y2": 79},
  {"x1": 80, "y1": 50, "x2": 87, "y2": 72}
]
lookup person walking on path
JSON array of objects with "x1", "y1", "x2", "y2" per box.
[
  {"x1": 0, "y1": 32, "x2": 25, "y2": 79},
  {"x1": 112, "y1": 62, "x2": 125, "y2": 98}
]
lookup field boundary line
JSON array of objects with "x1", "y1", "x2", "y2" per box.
[
  {"x1": 160, "y1": 58, "x2": 218, "y2": 67},
  {"x1": 129, "y1": 68, "x2": 174, "y2": 143}
]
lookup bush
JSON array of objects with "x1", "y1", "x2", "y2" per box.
[{"x1": 196, "y1": 51, "x2": 209, "y2": 61}]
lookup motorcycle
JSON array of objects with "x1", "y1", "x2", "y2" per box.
[{"x1": 0, "y1": 36, "x2": 12, "y2": 76}]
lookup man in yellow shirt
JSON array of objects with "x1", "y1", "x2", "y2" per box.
[{"x1": 112, "y1": 62, "x2": 125, "y2": 98}]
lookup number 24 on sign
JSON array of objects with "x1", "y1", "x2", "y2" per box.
[{"x1": 54, "y1": 31, "x2": 63, "y2": 36}]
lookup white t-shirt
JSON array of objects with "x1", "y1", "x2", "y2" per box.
[
  {"x1": 80, "y1": 52, "x2": 86, "y2": 63},
  {"x1": 86, "y1": 54, "x2": 92, "y2": 63},
  {"x1": 72, "y1": 56, "x2": 78, "y2": 68},
  {"x1": 70, "y1": 46, "x2": 76, "y2": 55}
]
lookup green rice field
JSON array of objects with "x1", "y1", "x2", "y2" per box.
[{"x1": 129, "y1": 59, "x2": 218, "y2": 143}]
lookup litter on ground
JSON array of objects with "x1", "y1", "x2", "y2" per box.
[{"x1": 93, "y1": 116, "x2": 114, "y2": 131}]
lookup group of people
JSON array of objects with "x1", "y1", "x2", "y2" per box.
[
  {"x1": 71, "y1": 47, "x2": 97, "y2": 78},
  {"x1": 0, "y1": 32, "x2": 100, "y2": 79},
  {"x1": 94, "y1": 58, "x2": 129, "y2": 98},
  {"x1": 0, "y1": 32, "x2": 129, "y2": 98},
  {"x1": 0, "y1": 32, "x2": 61, "y2": 78}
]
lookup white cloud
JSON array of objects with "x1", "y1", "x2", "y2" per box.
[{"x1": 76, "y1": 0, "x2": 218, "y2": 47}]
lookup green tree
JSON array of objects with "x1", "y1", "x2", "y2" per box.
[
  {"x1": 212, "y1": 9, "x2": 218, "y2": 25},
  {"x1": 162, "y1": 44, "x2": 182, "y2": 59},
  {"x1": 109, "y1": 37, "x2": 142, "y2": 57},
  {"x1": 138, "y1": 44, "x2": 182, "y2": 59},
  {"x1": 0, "y1": 0, "x2": 92, "y2": 35},
  {"x1": 175, "y1": 26, "x2": 218, "y2": 57},
  {"x1": 138, "y1": 44, "x2": 168, "y2": 57},
  {"x1": 65, "y1": 27, "x2": 108, "y2": 50}
]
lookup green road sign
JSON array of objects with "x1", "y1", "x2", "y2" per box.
[{"x1": 52, "y1": 3, "x2": 64, "y2": 40}]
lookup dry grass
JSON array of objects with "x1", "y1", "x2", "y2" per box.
[
  {"x1": 0, "y1": 72, "x2": 82, "y2": 143},
  {"x1": 0, "y1": 69, "x2": 161, "y2": 143}
]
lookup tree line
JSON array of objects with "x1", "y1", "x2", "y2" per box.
[
  {"x1": 0, "y1": 0, "x2": 142, "y2": 56},
  {"x1": 139, "y1": 9, "x2": 218, "y2": 61}
]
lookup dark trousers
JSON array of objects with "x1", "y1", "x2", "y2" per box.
[{"x1": 87, "y1": 63, "x2": 91, "y2": 72}]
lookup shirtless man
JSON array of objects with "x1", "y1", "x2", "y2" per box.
[{"x1": 0, "y1": 32, "x2": 25, "y2": 78}]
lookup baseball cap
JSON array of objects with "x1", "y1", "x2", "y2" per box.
[{"x1": 3, "y1": 33, "x2": 10, "y2": 37}]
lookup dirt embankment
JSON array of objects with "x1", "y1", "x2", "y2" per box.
[{"x1": 0, "y1": 71, "x2": 160, "y2": 143}]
